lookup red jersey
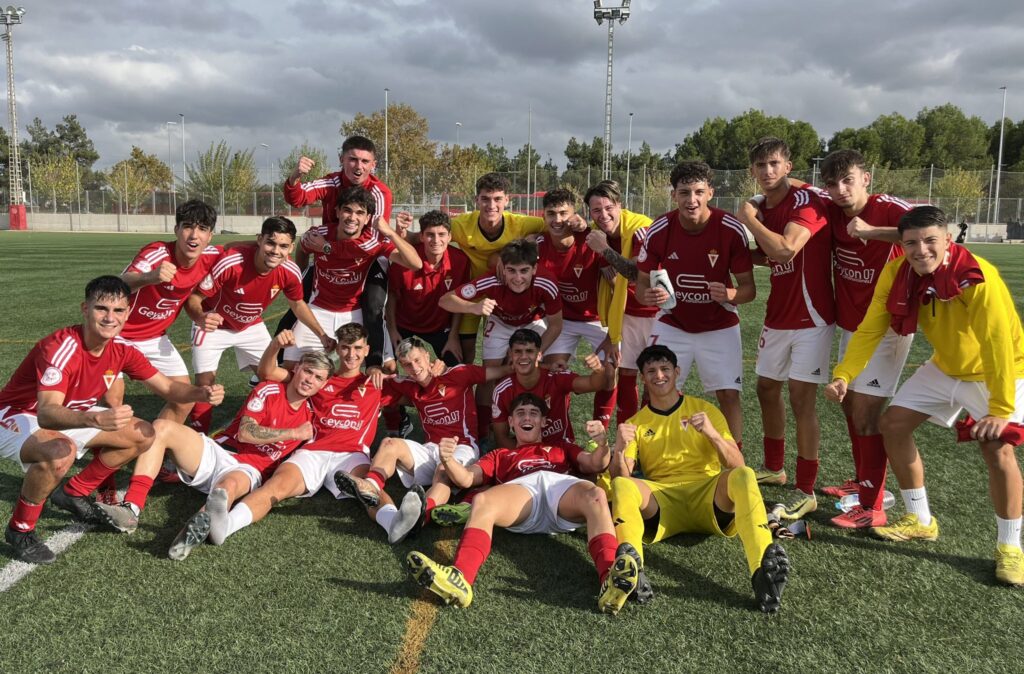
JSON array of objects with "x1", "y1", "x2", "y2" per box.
[
  {"x1": 638, "y1": 208, "x2": 753, "y2": 333},
  {"x1": 282, "y1": 171, "x2": 393, "y2": 232},
  {"x1": 388, "y1": 245, "x2": 471, "y2": 333},
  {"x1": 121, "y1": 241, "x2": 224, "y2": 340},
  {"x1": 828, "y1": 194, "x2": 911, "y2": 331},
  {"x1": 0, "y1": 326, "x2": 157, "y2": 417},
  {"x1": 475, "y1": 440, "x2": 584, "y2": 485},
  {"x1": 215, "y1": 381, "x2": 312, "y2": 479},
  {"x1": 758, "y1": 186, "x2": 835, "y2": 329},
  {"x1": 198, "y1": 245, "x2": 304, "y2": 332},
  {"x1": 303, "y1": 374, "x2": 398, "y2": 453},
  {"x1": 387, "y1": 364, "x2": 487, "y2": 446},
  {"x1": 605, "y1": 229, "x2": 659, "y2": 318},
  {"x1": 491, "y1": 369, "x2": 579, "y2": 442},
  {"x1": 536, "y1": 232, "x2": 602, "y2": 322},
  {"x1": 453, "y1": 273, "x2": 562, "y2": 326},
  {"x1": 304, "y1": 227, "x2": 397, "y2": 312}
]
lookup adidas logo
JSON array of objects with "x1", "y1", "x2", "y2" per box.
[
  {"x1": 867, "y1": 379, "x2": 881, "y2": 388},
  {"x1": 643, "y1": 428, "x2": 656, "y2": 438},
  {"x1": 668, "y1": 252, "x2": 679, "y2": 260},
  {"x1": 811, "y1": 368, "x2": 821, "y2": 375},
  {"x1": 323, "y1": 385, "x2": 335, "y2": 393},
  {"x1": 734, "y1": 377, "x2": 742, "y2": 384},
  {"x1": 234, "y1": 288, "x2": 245, "y2": 295},
  {"x1": 413, "y1": 282, "x2": 424, "y2": 290}
]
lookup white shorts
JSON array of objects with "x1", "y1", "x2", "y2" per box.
[
  {"x1": 620, "y1": 315, "x2": 655, "y2": 371},
  {"x1": 285, "y1": 305, "x2": 362, "y2": 361},
  {"x1": 127, "y1": 334, "x2": 189, "y2": 377},
  {"x1": 284, "y1": 448, "x2": 371, "y2": 498},
  {"x1": 755, "y1": 325, "x2": 835, "y2": 384},
  {"x1": 177, "y1": 434, "x2": 262, "y2": 494},
  {"x1": 506, "y1": 471, "x2": 585, "y2": 535},
  {"x1": 890, "y1": 361, "x2": 1024, "y2": 428},
  {"x1": 397, "y1": 440, "x2": 477, "y2": 488},
  {"x1": 838, "y1": 327, "x2": 914, "y2": 397},
  {"x1": 0, "y1": 409, "x2": 103, "y2": 472},
  {"x1": 191, "y1": 322, "x2": 272, "y2": 374},
  {"x1": 547, "y1": 320, "x2": 609, "y2": 358},
  {"x1": 482, "y1": 317, "x2": 547, "y2": 361},
  {"x1": 650, "y1": 321, "x2": 742, "y2": 393}
]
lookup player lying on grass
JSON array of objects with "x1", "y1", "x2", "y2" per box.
[
  {"x1": 608, "y1": 345, "x2": 790, "y2": 615},
  {"x1": 0, "y1": 276, "x2": 224, "y2": 564},
  {"x1": 93, "y1": 351, "x2": 332, "y2": 559},
  {"x1": 825, "y1": 205, "x2": 1024, "y2": 587},
  {"x1": 333, "y1": 336, "x2": 511, "y2": 542},
  {"x1": 405, "y1": 393, "x2": 625, "y2": 613}
]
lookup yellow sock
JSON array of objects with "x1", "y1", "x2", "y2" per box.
[
  {"x1": 727, "y1": 467, "x2": 773, "y2": 576},
  {"x1": 611, "y1": 476, "x2": 646, "y2": 566}
]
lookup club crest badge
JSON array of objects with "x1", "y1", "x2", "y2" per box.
[
  {"x1": 103, "y1": 370, "x2": 117, "y2": 389},
  {"x1": 708, "y1": 249, "x2": 720, "y2": 267}
]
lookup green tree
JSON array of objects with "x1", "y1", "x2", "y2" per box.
[
  {"x1": 279, "y1": 142, "x2": 330, "y2": 185},
  {"x1": 341, "y1": 103, "x2": 437, "y2": 202},
  {"x1": 185, "y1": 141, "x2": 260, "y2": 211},
  {"x1": 31, "y1": 153, "x2": 79, "y2": 210},
  {"x1": 933, "y1": 167, "x2": 986, "y2": 199},
  {"x1": 108, "y1": 146, "x2": 173, "y2": 213},
  {"x1": 483, "y1": 143, "x2": 513, "y2": 172},
  {"x1": 917, "y1": 104, "x2": 990, "y2": 169},
  {"x1": 987, "y1": 118, "x2": 1024, "y2": 171},
  {"x1": 21, "y1": 114, "x2": 102, "y2": 188},
  {"x1": 434, "y1": 144, "x2": 494, "y2": 205},
  {"x1": 870, "y1": 113, "x2": 925, "y2": 168},
  {"x1": 673, "y1": 110, "x2": 823, "y2": 169}
]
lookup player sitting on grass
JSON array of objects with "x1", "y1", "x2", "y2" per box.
[
  {"x1": 333, "y1": 336, "x2": 511, "y2": 542},
  {"x1": 0, "y1": 276, "x2": 224, "y2": 563},
  {"x1": 608, "y1": 345, "x2": 790, "y2": 615},
  {"x1": 825, "y1": 205, "x2": 1024, "y2": 587},
  {"x1": 405, "y1": 393, "x2": 621, "y2": 613}
]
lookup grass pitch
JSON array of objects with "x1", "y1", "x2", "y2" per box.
[{"x1": 0, "y1": 232, "x2": 1023, "y2": 673}]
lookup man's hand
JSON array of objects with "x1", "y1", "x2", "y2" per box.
[
  {"x1": 438, "y1": 437, "x2": 459, "y2": 464},
  {"x1": 617, "y1": 422, "x2": 637, "y2": 446},
  {"x1": 395, "y1": 211, "x2": 414, "y2": 239},
  {"x1": 365, "y1": 368, "x2": 384, "y2": 391},
  {"x1": 585, "y1": 229, "x2": 610, "y2": 254},
  {"x1": 585, "y1": 419, "x2": 607, "y2": 442},
  {"x1": 708, "y1": 281, "x2": 735, "y2": 303},
  {"x1": 442, "y1": 334, "x2": 463, "y2": 363},
  {"x1": 641, "y1": 287, "x2": 670, "y2": 306},
  {"x1": 289, "y1": 155, "x2": 315, "y2": 183},
  {"x1": 198, "y1": 311, "x2": 224, "y2": 332},
  {"x1": 92, "y1": 405, "x2": 134, "y2": 432},
  {"x1": 152, "y1": 261, "x2": 177, "y2": 284},
  {"x1": 475, "y1": 298, "x2": 497, "y2": 317},
  {"x1": 318, "y1": 333, "x2": 337, "y2": 352},
  {"x1": 568, "y1": 214, "x2": 589, "y2": 233},
  {"x1": 292, "y1": 421, "x2": 315, "y2": 442},
  {"x1": 275, "y1": 329, "x2": 297, "y2": 349},
  {"x1": 494, "y1": 260, "x2": 506, "y2": 284},
  {"x1": 971, "y1": 415, "x2": 1011, "y2": 442},
  {"x1": 301, "y1": 229, "x2": 329, "y2": 254},
  {"x1": 847, "y1": 216, "x2": 873, "y2": 241},
  {"x1": 823, "y1": 378, "x2": 848, "y2": 403},
  {"x1": 583, "y1": 353, "x2": 602, "y2": 372},
  {"x1": 375, "y1": 216, "x2": 397, "y2": 238},
  {"x1": 429, "y1": 358, "x2": 446, "y2": 377},
  {"x1": 202, "y1": 385, "x2": 225, "y2": 406},
  {"x1": 689, "y1": 411, "x2": 721, "y2": 440}
]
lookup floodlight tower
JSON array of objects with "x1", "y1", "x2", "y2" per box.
[
  {"x1": 2, "y1": 5, "x2": 25, "y2": 229},
  {"x1": 593, "y1": 0, "x2": 630, "y2": 180}
]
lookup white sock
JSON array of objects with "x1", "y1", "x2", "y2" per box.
[
  {"x1": 996, "y1": 516, "x2": 1022, "y2": 548},
  {"x1": 225, "y1": 503, "x2": 253, "y2": 539},
  {"x1": 901, "y1": 487, "x2": 931, "y2": 526},
  {"x1": 375, "y1": 504, "x2": 398, "y2": 533}
]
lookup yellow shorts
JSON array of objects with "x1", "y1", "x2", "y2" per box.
[
  {"x1": 644, "y1": 475, "x2": 736, "y2": 543},
  {"x1": 458, "y1": 313, "x2": 481, "y2": 337}
]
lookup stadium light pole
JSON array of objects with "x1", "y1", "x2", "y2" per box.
[
  {"x1": 166, "y1": 121, "x2": 177, "y2": 213},
  {"x1": 593, "y1": 0, "x2": 631, "y2": 180},
  {"x1": 384, "y1": 88, "x2": 389, "y2": 182},
  {"x1": 624, "y1": 112, "x2": 634, "y2": 209},
  {"x1": 456, "y1": 121, "x2": 462, "y2": 148},
  {"x1": 994, "y1": 86, "x2": 1008, "y2": 224},
  {"x1": 178, "y1": 113, "x2": 185, "y2": 197},
  {"x1": 2, "y1": 5, "x2": 26, "y2": 230},
  {"x1": 260, "y1": 143, "x2": 273, "y2": 215}
]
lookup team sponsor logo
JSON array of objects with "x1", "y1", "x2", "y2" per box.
[
  {"x1": 541, "y1": 418, "x2": 564, "y2": 438},
  {"x1": 516, "y1": 458, "x2": 556, "y2": 473},
  {"x1": 770, "y1": 260, "x2": 795, "y2": 277},
  {"x1": 320, "y1": 403, "x2": 364, "y2": 430},
  {"x1": 270, "y1": 285, "x2": 280, "y2": 298},
  {"x1": 460, "y1": 284, "x2": 477, "y2": 300},
  {"x1": 138, "y1": 297, "x2": 182, "y2": 321},
  {"x1": 199, "y1": 274, "x2": 214, "y2": 291},
  {"x1": 708, "y1": 249, "x2": 720, "y2": 267},
  {"x1": 1, "y1": 417, "x2": 21, "y2": 433},
  {"x1": 223, "y1": 302, "x2": 265, "y2": 324},
  {"x1": 163, "y1": 284, "x2": 176, "y2": 291},
  {"x1": 329, "y1": 403, "x2": 360, "y2": 418},
  {"x1": 323, "y1": 269, "x2": 361, "y2": 285},
  {"x1": 247, "y1": 396, "x2": 265, "y2": 412},
  {"x1": 40, "y1": 366, "x2": 63, "y2": 386},
  {"x1": 572, "y1": 265, "x2": 584, "y2": 278},
  {"x1": 557, "y1": 281, "x2": 589, "y2": 304},
  {"x1": 423, "y1": 402, "x2": 461, "y2": 426},
  {"x1": 444, "y1": 277, "x2": 453, "y2": 289},
  {"x1": 102, "y1": 370, "x2": 116, "y2": 389},
  {"x1": 673, "y1": 273, "x2": 712, "y2": 304},
  {"x1": 643, "y1": 428, "x2": 655, "y2": 438}
]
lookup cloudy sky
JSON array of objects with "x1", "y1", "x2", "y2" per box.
[{"x1": 12, "y1": 0, "x2": 1024, "y2": 178}]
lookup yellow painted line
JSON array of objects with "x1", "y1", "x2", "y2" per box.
[{"x1": 389, "y1": 530, "x2": 459, "y2": 674}]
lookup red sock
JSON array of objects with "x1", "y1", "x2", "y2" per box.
[
  {"x1": 382, "y1": 406, "x2": 401, "y2": 432},
  {"x1": 65, "y1": 455, "x2": 118, "y2": 497},
  {"x1": 858, "y1": 434, "x2": 888, "y2": 510},
  {"x1": 476, "y1": 405, "x2": 491, "y2": 442},
  {"x1": 423, "y1": 497, "x2": 436, "y2": 525},
  {"x1": 763, "y1": 437, "x2": 785, "y2": 472},
  {"x1": 736, "y1": 440, "x2": 743, "y2": 452},
  {"x1": 588, "y1": 533, "x2": 618, "y2": 583},
  {"x1": 366, "y1": 469, "x2": 387, "y2": 492},
  {"x1": 9, "y1": 496, "x2": 44, "y2": 533},
  {"x1": 124, "y1": 476, "x2": 155, "y2": 511},
  {"x1": 452, "y1": 526, "x2": 492, "y2": 584},
  {"x1": 846, "y1": 416, "x2": 862, "y2": 480},
  {"x1": 189, "y1": 402, "x2": 214, "y2": 433},
  {"x1": 616, "y1": 374, "x2": 639, "y2": 424},
  {"x1": 98, "y1": 474, "x2": 117, "y2": 492},
  {"x1": 593, "y1": 388, "x2": 616, "y2": 426},
  {"x1": 795, "y1": 456, "x2": 819, "y2": 494}
]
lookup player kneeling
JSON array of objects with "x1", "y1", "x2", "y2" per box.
[
  {"x1": 405, "y1": 393, "x2": 621, "y2": 612},
  {"x1": 609, "y1": 345, "x2": 790, "y2": 615}
]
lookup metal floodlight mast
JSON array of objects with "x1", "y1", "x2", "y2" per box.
[
  {"x1": 994, "y1": 86, "x2": 1008, "y2": 224},
  {"x1": 2, "y1": 5, "x2": 26, "y2": 229},
  {"x1": 593, "y1": 1, "x2": 630, "y2": 180}
]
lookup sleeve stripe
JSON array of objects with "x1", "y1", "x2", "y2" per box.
[
  {"x1": 722, "y1": 215, "x2": 751, "y2": 246},
  {"x1": 282, "y1": 262, "x2": 303, "y2": 285},
  {"x1": 371, "y1": 185, "x2": 385, "y2": 216},
  {"x1": 474, "y1": 277, "x2": 501, "y2": 290},
  {"x1": 302, "y1": 177, "x2": 340, "y2": 192},
  {"x1": 878, "y1": 194, "x2": 913, "y2": 211},
  {"x1": 646, "y1": 217, "x2": 669, "y2": 238},
  {"x1": 51, "y1": 336, "x2": 78, "y2": 370},
  {"x1": 211, "y1": 253, "x2": 244, "y2": 277},
  {"x1": 534, "y1": 277, "x2": 559, "y2": 297},
  {"x1": 794, "y1": 190, "x2": 809, "y2": 208}
]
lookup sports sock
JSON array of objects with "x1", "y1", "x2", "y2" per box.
[
  {"x1": 616, "y1": 374, "x2": 639, "y2": 424},
  {"x1": 375, "y1": 504, "x2": 398, "y2": 533},
  {"x1": 727, "y1": 467, "x2": 774, "y2": 576},
  {"x1": 64, "y1": 455, "x2": 118, "y2": 497},
  {"x1": 188, "y1": 402, "x2": 213, "y2": 433},
  {"x1": 901, "y1": 487, "x2": 931, "y2": 526},
  {"x1": 381, "y1": 406, "x2": 402, "y2": 432},
  {"x1": 424, "y1": 497, "x2": 436, "y2": 525},
  {"x1": 452, "y1": 526, "x2": 492, "y2": 585},
  {"x1": 846, "y1": 417, "x2": 863, "y2": 481},
  {"x1": 124, "y1": 476, "x2": 155, "y2": 512},
  {"x1": 225, "y1": 503, "x2": 253, "y2": 538},
  {"x1": 476, "y1": 405, "x2": 491, "y2": 442},
  {"x1": 588, "y1": 532, "x2": 618, "y2": 582},
  {"x1": 795, "y1": 457, "x2": 819, "y2": 495},
  {"x1": 610, "y1": 476, "x2": 645, "y2": 566},
  {"x1": 592, "y1": 388, "x2": 616, "y2": 427},
  {"x1": 9, "y1": 496, "x2": 44, "y2": 533},
  {"x1": 996, "y1": 516, "x2": 1022, "y2": 548},
  {"x1": 857, "y1": 434, "x2": 888, "y2": 510},
  {"x1": 207, "y1": 489, "x2": 231, "y2": 545},
  {"x1": 97, "y1": 474, "x2": 117, "y2": 493},
  {"x1": 763, "y1": 437, "x2": 785, "y2": 472},
  {"x1": 366, "y1": 469, "x2": 387, "y2": 492}
]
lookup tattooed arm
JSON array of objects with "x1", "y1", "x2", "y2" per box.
[
  {"x1": 237, "y1": 417, "x2": 314, "y2": 445},
  {"x1": 601, "y1": 247, "x2": 638, "y2": 281}
]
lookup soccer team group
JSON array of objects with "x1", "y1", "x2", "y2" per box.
[{"x1": 1, "y1": 133, "x2": 1023, "y2": 617}]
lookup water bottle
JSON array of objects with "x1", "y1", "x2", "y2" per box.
[{"x1": 836, "y1": 490, "x2": 896, "y2": 512}]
